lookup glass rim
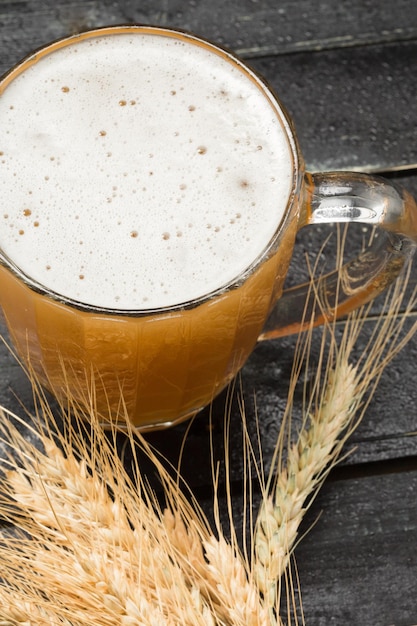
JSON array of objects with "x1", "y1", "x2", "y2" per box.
[{"x1": 0, "y1": 24, "x2": 301, "y2": 317}]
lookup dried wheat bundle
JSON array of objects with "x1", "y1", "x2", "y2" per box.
[
  {"x1": 0, "y1": 385, "x2": 268, "y2": 625},
  {"x1": 0, "y1": 257, "x2": 416, "y2": 625}
]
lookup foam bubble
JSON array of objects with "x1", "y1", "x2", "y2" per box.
[{"x1": 0, "y1": 30, "x2": 293, "y2": 309}]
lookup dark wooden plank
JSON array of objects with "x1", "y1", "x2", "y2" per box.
[
  {"x1": 240, "y1": 324, "x2": 417, "y2": 467},
  {"x1": 174, "y1": 0, "x2": 417, "y2": 58},
  {"x1": 2, "y1": 0, "x2": 416, "y2": 60},
  {"x1": 206, "y1": 467, "x2": 417, "y2": 626},
  {"x1": 250, "y1": 41, "x2": 417, "y2": 172},
  {"x1": 292, "y1": 468, "x2": 417, "y2": 626}
]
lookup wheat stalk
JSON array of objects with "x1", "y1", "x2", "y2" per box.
[{"x1": 253, "y1": 258, "x2": 417, "y2": 613}]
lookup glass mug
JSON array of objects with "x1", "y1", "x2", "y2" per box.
[{"x1": 0, "y1": 25, "x2": 416, "y2": 431}]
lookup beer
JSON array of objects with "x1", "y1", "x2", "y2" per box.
[{"x1": 0, "y1": 26, "x2": 297, "y2": 429}]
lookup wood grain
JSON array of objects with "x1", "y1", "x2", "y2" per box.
[{"x1": 1, "y1": 0, "x2": 413, "y2": 58}]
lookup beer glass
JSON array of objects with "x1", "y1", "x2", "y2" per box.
[{"x1": 0, "y1": 25, "x2": 415, "y2": 431}]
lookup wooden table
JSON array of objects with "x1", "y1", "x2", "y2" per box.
[{"x1": 0, "y1": 1, "x2": 416, "y2": 624}]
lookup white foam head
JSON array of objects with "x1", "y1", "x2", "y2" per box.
[{"x1": 0, "y1": 27, "x2": 294, "y2": 310}]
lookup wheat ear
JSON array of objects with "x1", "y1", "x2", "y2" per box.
[
  {"x1": 0, "y1": 403, "x2": 220, "y2": 625},
  {"x1": 0, "y1": 382, "x2": 274, "y2": 625}
]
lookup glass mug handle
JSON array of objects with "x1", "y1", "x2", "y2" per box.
[{"x1": 260, "y1": 171, "x2": 417, "y2": 341}]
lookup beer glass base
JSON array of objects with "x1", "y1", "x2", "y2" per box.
[{"x1": 97, "y1": 407, "x2": 202, "y2": 434}]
